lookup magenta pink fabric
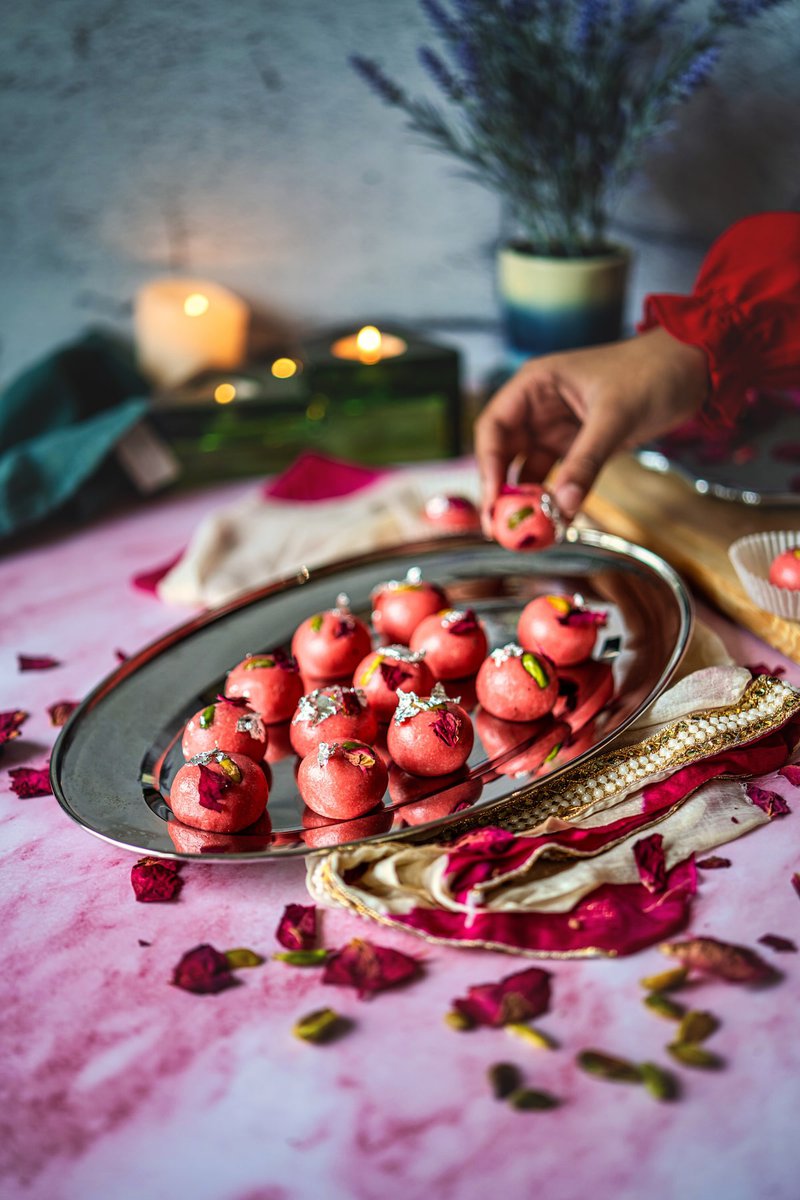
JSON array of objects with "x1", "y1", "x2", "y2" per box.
[{"x1": 261, "y1": 452, "x2": 387, "y2": 502}]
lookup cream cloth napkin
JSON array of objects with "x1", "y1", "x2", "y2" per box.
[{"x1": 157, "y1": 461, "x2": 481, "y2": 608}]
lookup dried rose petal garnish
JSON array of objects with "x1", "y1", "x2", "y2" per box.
[
  {"x1": 747, "y1": 663, "x2": 786, "y2": 678},
  {"x1": 746, "y1": 783, "x2": 791, "y2": 818},
  {"x1": 779, "y1": 764, "x2": 800, "y2": 786},
  {"x1": 559, "y1": 608, "x2": 607, "y2": 629},
  {"x1": 9, "y1": 765, "x2": 52, "y2": 798},
  {"x1": 447, "y1": 610, "x2": 479, "y2": 636},
  {"x1": 18, "y1": 654, "x2": 60, "y2": 672},
  {"x1": 131, "y1": 857, "x2": 183, "y2": 903},
  {"x1": 322, "y1": 938, "x2": 420, "y2": 999},
  {"x1": 660, "y1": 936, "x2": 779, "y2": 984},
  {"x1": 431, "y1": 711, "x2": 461, "y2": 747},
  {"x1": 697, "y1": 856, "x2": 732, "y2": 869},
  {"x1": 758, "y1": 934, "x2": 797, "y2": 953},
  {"x1": 452, "y1": 966, "x2": 551, "y2": 1028},
  {"x1": 333, "y1": 617, "x2": 355, "y2": 639},
  {"x1": 633, "y1": 833, "x2": 667, "y2": 895},
  {"x1": 0, "y1": 710, "x2": 28, "y2": 751},
  {"x1": 171, "y1": 944, "x2": 237, "y2": 994},
  {"x1": 341, "y1": 743, "x2": 376, "y2": 771},
  {"x1": 216, "y1": 693, "x2": 250, "y2": 708},
  {"x1": 197, "y1": 764, "x2": 230, "y2": 812},
  {"x1": 379, "y1": 661, "x2": 411, "y2": 692},
  {"x1": 276, "y1": 902, "x2": 318, "y2": 951},
  {"x1": 47, "y1": 701, "x2": 77, "y2": 727}
]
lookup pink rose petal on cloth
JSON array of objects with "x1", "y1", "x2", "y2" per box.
[
  {"x1": 115, "y1": 648, "x2": 128, "y2": 663},
  {"x1": 746, "y1": 783, "x2": 791, "y2": 818},
  {"x1": 47, "y1": 700, "x2": 78, "y2": 727},
  {"x1": 0, "y1": 710, "x2": 28, "y2": 751},
  {"x1": 633, "y1": 833, "x2": 668, "y2": 894},
  {"x1": 660, "y1": 935, "x2": 779, "y2": 984},
  {"x1": 697, "y1": 856, "x2": 732, "y2": 869},
  {"x1": 746, "y1": 663, "x2": 786, "y2": 678},
  {"x1": 197, "y1": 764, "x2": 230, "y2": 812},
  {"x1": 262, "y1": 452, "x2": 385, "y2": 502},
  {"x1": 395, "y1": 860, "x2": 698, "y2": 957},
  {"x1": 779, "y1": 764, "x2": 800, "y2": 786},
  {"x1": 322, "y1": 938, "x2": 420, "y2": 998},
  {"x1": 792, "y1": 873, "x2": 800, "y2": 900},
  {"x1": 452, "y1": 966, "x2": 551, "y2": 1027},
  {"x1": 758, "y1": 933, "x2": 797, "y2": 953},
  {"x1": 131, "y1": 857, "x2": 184, "y2": 903},
  {"x1": 131, "y1": 551, "x2": 184, "y2": 595},
  {"x1": 18, "y1": 654, "x2": 60, "y2": 672},
  {"x1": 276, "y1": 903, "x2": 318, "y2": 951},
  {"x1": 171, "y1": 944, "x2": 236, "y2": 994},
  {"x1": 9, "y1": 765, "x2": 52, "y2": 798}
]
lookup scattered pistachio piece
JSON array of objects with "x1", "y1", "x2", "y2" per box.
[
  {"x1": 667, "y1": 1042, "x2": 725, "y2": 1070},
  {"x1": 488, "y1": 1062, "x2": 522, "y2": 1100},
  {"x1": 506, "y1": 1022, "x2": 558, "y2": 1050},
  {"x1": 639, "y1": 1061, "x2": 679, "y2": 1102},
  {"x1": 676, "y1": 1010, "x2": 719, "y2": 1045},
  {"x1": 644, "y1": 993, "x2": 686, "y2": 1021},
  {"x1": 273, "y1": 949, "x2": 330, "y2": 967},
  {"x1": 444, "y1": 1009, "x2": 474, "y2": 1032},
  {"x1": 639, "y1": 966, "x2": 689, "y2": 993},
  {"x1": 577, "y1": 1049, "x2": 642, "y2": 1084},
  {"x1": 507, "y1": 1087, "x2": 560, "y2": 1111},
  {"x1": 224, "y1": 948, "x2": 265, "y2": 969},
  {"x1": 293, "y1": 1008, "x2": 351, "y2": 1044}
]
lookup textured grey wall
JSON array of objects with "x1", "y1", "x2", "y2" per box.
[{"x1": 1, "y1": 0, "x2": 798, "y2": 387}]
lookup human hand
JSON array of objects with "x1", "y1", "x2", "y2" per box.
[{"x1": 475, "y1": 327, "x2": 709, "y2": 532}]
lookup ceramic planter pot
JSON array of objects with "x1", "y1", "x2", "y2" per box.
[{"x1": 497, "y1": 244, "x2": 630, "y2": 359}]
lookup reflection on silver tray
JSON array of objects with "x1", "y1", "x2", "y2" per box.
[
  {"x1": 637, "y1": 390, "x2": 800, "y2": 506},
  {"x1": 51, "y1": 531, "x2": 692, "y2": 862}
]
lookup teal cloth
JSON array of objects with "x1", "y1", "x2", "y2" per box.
[{"x1": 0, "y1": 331, "x2": 151, "y2": 537}]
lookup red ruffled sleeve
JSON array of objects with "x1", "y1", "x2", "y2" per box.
[{"x1": 637, "y1": 212, "x2": 800, "y2": 427}]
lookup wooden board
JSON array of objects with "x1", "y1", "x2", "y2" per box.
[{"x1": 582, "y1": 454, "x2": 800, "y2": 662}]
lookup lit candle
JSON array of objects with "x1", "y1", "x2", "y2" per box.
[
  {"x1": 330, "y1": 325, "x2": 407, "y2": 365},
  {"x1": 134, "y1": 278, "x2": 249, "y2": 389}
]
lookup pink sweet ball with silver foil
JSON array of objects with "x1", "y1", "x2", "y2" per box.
[
  {"x1": 387, "y1": 684, "x2": 474, "y2": 777},
  {"x1": 491, "y1": 483, "x2": 560, "y2": 552},
  {"x1": 409, "y1": 607, "x2": 488, "y2": 679},
  {"x1": 517, "y1": 593, "x2": 607, "y2": 667},
  {"x1": 423, "y1": 494, "x2": 481, "y2": 533},
  {"x1": 169, "y1": 751, "x2": 269, "y2": 833},
  {"x1": 769, "y1": 548, "x2": 800, "y2": 590},
  {"x1": 291, "y1": 593, "x2": 372, "y2": 679},
  {"x1": 289, "y1": 685, "x2": 378, "y2": 758},
  {"x1": 475, "y1": 643, "x2": 558, "y2": 722},
  {"x1": 371, "y1": 568, "x2": 449, "y2": 644},
  {"x1": 181, "y1": 697, "x2": 268, "y2": 762},
  {"x1": 352, "y1": 645, "x2": 435, "y2": 722},
  {"x1": 225, "y1": 650, "x2": 304, "y2": 723},
  {"x1": 297, "y1": 740, "x2": 389, "y2": 820}
]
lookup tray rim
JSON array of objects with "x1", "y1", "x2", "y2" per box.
[{"x1": 50, "y1": 528, "x2": 694, "y2": 861}]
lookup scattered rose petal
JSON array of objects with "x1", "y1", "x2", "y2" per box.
[
  {"x1": 224, "y1": 948, "x2": 264, "y2": 969},
  {"x1": 633, "y1": 833, "x2": 667, "y2": 895},
  {"x1": 47, "y1": 700, "x2": 78, "y2": 727},
  {"x1": 18, "y1": 654, "x2": 60, "y2": 672},
  {"x1": 431, "y1": 711, "x2": 461, "y2": 747},
  {"x1": 747, "y1": 783, "x2": 791, "y2": 818},
  {"x1": 660, "y1": 936, "x2": 779, "y2": 984},
  {"x1": 758, "y1": 934, "x2": 797, "y2": 953},
  {"x1": 130, "y1": 857, "x2": 183, "y2": 903},
  {"x1": 115, "y1": 648, "x2": 128, "y2": 662},
  {"x1": 138, "y1": 939, "x2": 151, "y2": 947},
  {"x1": 779, "y1": 764, "x2": 800, "y2": 786},
  {"x1": 379, "y1": 661, "x2": 411, "y2": 692},
  {"x1": 0, "y1": 709, "x2": 28, "y2": 751},
  {"x1": 453, "y1": 966, "x2": 551, "y2": 1028},
  {"x1": 171, "y1": 944, "x2": 237, "y2": 994},
  {"x1": 322, "y1": 938, "x2": 420, "y2": 998},
  {"x1": 747, "y1": 663, "x2": 785, "y2": 678},
  {"x1": 793, "y1": 873, "x2": 800, "y2": 900},
  {"x1": 276, "y1": 902, "x2": 318, "y2": 951},
  {"x1": 197, "y1": 763, "x2": 230, "y2": 812},
  {"x1": 697, "y1": 856, "x2": 732, "y2": 870},
  {"x1": 9, "y1": 764, "x2": 52, "y2": 798}
]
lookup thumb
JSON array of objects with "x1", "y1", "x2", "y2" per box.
[{"x1": 551, "y1": 403, "x2": 630, "y2": 520}]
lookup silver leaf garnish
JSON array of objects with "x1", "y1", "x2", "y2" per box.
[
  {"x1": 382, "y1": 644, "x2": 427, "y2": 664},
  {"x1": 236, "y1": 713, "x2": 266, "y2": 740},
  {"x1": 317, "y1": 741, "x2": 334, "y2": 768},
  {"x1": 393, "y1": 681, "x2": 457, "y2": 723},
  {"x1": 293, "y1": 686, "x2": 367, "y2": 726},
  {"x1": 489, "y1": 642, "x2": 524, "y2": 665},
  {"x1": 442, "y1": 609, "x2": 466, "y2": 626},
  {"x1": 539, "y1": 490, "x2": 565, "y2": 541},
  {"x1": 189, "y1": 749, "x2": 227, "y2": 766}
]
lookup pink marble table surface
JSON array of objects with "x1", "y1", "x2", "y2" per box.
[{"x1": 2, "y1": 481, "x2": 799, "y2": 1200}]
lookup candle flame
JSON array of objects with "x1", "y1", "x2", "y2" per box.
[
  {"x1": 184, "y1": 293, "x2": 210, "y2": 317},
  {"x1": 356, "y1": 325, "x2": 382, "y2": 362},
  {"x1": 214, "y1": 383, "x2": 237, "y2": 404},
  {"x1": 271, "y1": 357, "x2": 298, "y2": 379}
]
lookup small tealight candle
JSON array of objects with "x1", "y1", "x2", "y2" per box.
[
  {"x1": 134, "y1": 278, "x2": 250, "y2": 389},
  {"x1": 330, "y1": 325, "x2": 407, "y2": 365}
]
